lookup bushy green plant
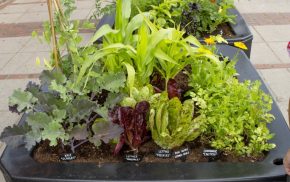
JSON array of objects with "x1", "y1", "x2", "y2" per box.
[
  {"x1": 150, "y1": 0, "x2": 235, "y2": 37},
  {"x1": 131, "y1": 0, "x2": 162, "y2": 17},
  {"x1": 187, "y1": 56, "x2": 275, "y2": 156}
]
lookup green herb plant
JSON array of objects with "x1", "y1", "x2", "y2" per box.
[{"x1": 187, "y1": 54, "x2": 275, "y2": 156}]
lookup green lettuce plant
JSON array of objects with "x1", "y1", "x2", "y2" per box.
[{"x1": 148, "y1": 92, "x2": 205, "y2": 149}]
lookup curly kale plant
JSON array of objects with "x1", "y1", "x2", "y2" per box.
[{"x1": 1, "y1": 69, "x2": 124, "y2": 153}]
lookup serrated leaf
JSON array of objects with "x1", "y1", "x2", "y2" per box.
[
  {"x1": 0, "y1": 124, "x2": 30, "y2": 147},
  {"x1": 90, "y1": 119, "x2": 123, "y2": 147},
  {"x1": 9, "y1": 89, "x2": 37, "y2": 112},
  {"x1": 26, "y1": 112, "x2": 51, "y2": 130},
  {"x1": 52, "y1": 109, "x2": 66, "y2": 122},
  {"x1": 99, "y1": 72, "x2": 126, "y2": 93},
  {"x1": 67, "y1": 97, "x2": 96, "y2": 123},
  {"x1": 104, "y1": 92, "x2": 125, "y2": 109},
  {"x1": 42, "y1": 120, "x2": 68, "y2": 146},
  {"x1": 95, "y1": 106, "x2": 109, "y2": 121},
  {"x1": 39, "y1": 69, "x2": 67, "y2": 86},
  {"x1": 25, "y1": 129, "x2": 42, "y2": 150},
  {"x1": 69, "y1": 124, "x2": 88, "y2": 140},
  {"x1": 49, "y1": 80, "x2": 69, "y2": 101}
]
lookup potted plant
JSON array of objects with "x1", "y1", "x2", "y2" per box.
[
  {"x1": 0, "y1": 0, "x2": 289, "y2": 181},
  {"x1": 95, "y1": 0, "x2": 253, "y2": 57}
]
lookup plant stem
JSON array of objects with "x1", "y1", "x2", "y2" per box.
[
  {"x1": 70, "y1": 138, "x2": 75, "y2": 153},
  {"x1": 73, "y1": 139, "x2": 89, "y2": 151},
  {"x1": 47, "y1": 0, "x2": 60, "y2": 69}
]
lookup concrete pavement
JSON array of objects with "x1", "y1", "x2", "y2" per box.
[{"x1": 0, "y1": 0, "x2": 289, "y2": 181}]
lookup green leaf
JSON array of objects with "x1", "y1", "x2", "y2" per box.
[
  {"x1": 70, "y1": 124, "x2": 88, "y2": 140},
  {"x1": 154, "y1": 48, "x2": 179, "y2": 65},
  {"x1": 99, "y1": 72, "x2": 126, "y2": 93},
  {"x1": 67, "y1": 97, "x2": 96, "y2": 123},
  {"x1": 82, "y1": 21, "x2": 95, "y2": 29},
  {"x1": 122, "y1": 62, "x2": 135, "y2": 95},
  {"x1": 52, "y1": 109, "x2": 66, "y2": 123},
  {"x1": 39, "y1": 69, "x2": 67, "y2": 86},
  {"x1": 42, "y1": 120, "x2": 68, "y2": 146},
  {"x1": 90, "y1": 119, "x2": 123, "y2": 147},
  {"x1": 25, "y1": 129, "x2": 42, "y2": 150},
  {"x1": 0, "y1": 123, "x2": 30, "y2": 147},
  {"x1": 9, "y1": 89, "x2": 37, "y2": 112},
  {"x1": 88, "y1": 24, "x2": 119, "y2": 45},
  {"x1": 49, "y1": 80, "x2": 69, "y2": 102},
  {"x1": 104, "y1": 92, "x2": 125, "y2": 108},
  {"x1": 26, "y1": 112, "x2": 51, "y2": 130}
]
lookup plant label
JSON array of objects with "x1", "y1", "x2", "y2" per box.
[
  {"x1": 124, "y1": 154, "x2": 142, "y2": 162},
  {"x1": 203, "y1": 149, "x2": 218, "y2": 157},
  {"x1": 155, "y1": 149, "x2": 172, "y2": 158},
  {"x1": 60, "y1": 153, "x2": 76, "y2": 161},
  {"x1": 173, "y1": 147, "x2": 190, "y2": 159}
]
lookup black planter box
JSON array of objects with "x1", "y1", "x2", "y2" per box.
[
  {"x1": 95, "y1": 8, "x2": 253, "y2": 58},
  {"x1": 0, "y1": 45, "x2": 289, "y2": 182}
]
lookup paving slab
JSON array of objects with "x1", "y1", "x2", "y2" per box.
[
  {"x1": 250, "y1": 43, "x2": 282, "y2": 65},
  {"x1": 14, "y1": 11, "x2": 49, "y2": 23},
  {"x1": 71, "y1": 9, "x2": 94, "y2": 20},
  {"x1": 249, "y1": 26, "x2": 264, "y2": 43},
  {"x1": 0, "y1": 36, "x2": 31, "y2": 53},
  {"x1": 258, "y1": 69, "x2": 290, "y2": 124},
  {"x1": 20, "y1": 37, "x2": 51, "y2": 52},
  {"x1": 0, "y1": 13, "x2": 22, "y2": 23},
  {"x1": 0, "y1": 53, "x2": 14, "y2": 69},
  {"x1": 267, "y1": 42, "x2": 290, "y2": 64},
  {"x1": 27, "y1": 2, "x2": 50, "y2": 13},
  {"x1": 0, "y1": 52, "x2": 47, "y2": 74},
  {"x1": 0, "y1": 111, "x2": 22, "y2": 133},
  {"x1": 254, "y1": 25, "x2": 290, "y2": 42},
  {"x1": 75, "y1": 0, "x2": 95, "y2": 10},
  {"x1": 234, "y1": 0, "x2": 290, "y2": 14},
  {"x1": 0, "y1": 4, "x2": 32, "y2": 14},
  {"x1": 13, "y1": 0, "x2": 45, "y2": 3}
]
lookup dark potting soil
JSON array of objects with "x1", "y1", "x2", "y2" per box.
[
  {"x1": 208, "y1": 23, "x2": 235, "y2": 38},
  {"x1": 33, "y1": 138, "x2": 265, "y2": 164},
  {"x1": 194, "y1": 23, "x2": 235, "y2": 39}
]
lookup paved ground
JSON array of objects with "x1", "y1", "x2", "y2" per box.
[{"x1": 0, "y1": 0, "x2": 289, "y2": 181}]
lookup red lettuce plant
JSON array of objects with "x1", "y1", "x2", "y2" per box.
[{"x1": 109, "y1": 101, "x2": 150, "y2": 154}]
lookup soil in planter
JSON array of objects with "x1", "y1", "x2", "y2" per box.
[
  {"x1": 33, "y1": 138, "x2": 265, "y2": 164},
  {"x1": 186, "y1": 23, "x2": 235, "y2": 39}
]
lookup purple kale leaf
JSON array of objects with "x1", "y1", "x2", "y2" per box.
[
  {"x1": 90, "y1": 120, "x2": 123, "y2": 147},
  {"x1": 109, "y1": 101, "x2": 150, "y2": 154}
]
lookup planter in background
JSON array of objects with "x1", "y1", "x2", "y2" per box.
[
  {"x1": 0, "y1": 45, "x2": 288, "y2": 182},
  {"x1": 95, "y1": 8, "x2": 253, "y2": 58}
]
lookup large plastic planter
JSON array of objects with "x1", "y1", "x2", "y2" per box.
[
  {"x1": 95, "y1": 8, "x2": 253, "y2": 58},
  {"x1": 0, "y1": 45, "x2": 289, "y2": 182}
]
